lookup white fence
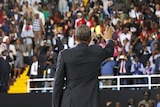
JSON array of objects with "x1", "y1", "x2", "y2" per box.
[{"x1": 27, "y1": 75, "x2": 160, "y2": 93}]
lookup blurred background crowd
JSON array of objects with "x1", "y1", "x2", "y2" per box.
[{"x1": 0, "y1": 0, "x2": 160, "y2": 92}]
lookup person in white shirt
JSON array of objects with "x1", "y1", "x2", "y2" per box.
[
  {"x1": 129, "y1": 6, "x2": 142, "y2": 19},
  {"x1": 1, "y1": 30, "x2": 8, "y2": 43},
  {"x1": 20, "y1": 0, "x2": 41, "y2": 6},
  {"x1": 58, "y1": 0, "x2": 68, "y2": 16},
  {"x1": 155, "y1": 4, "x2": 160, "y2": 18},
  {"x1": 111, "y1": 14, "x2": 120, "y2": 26},
  {"x1": 102, "y1": 0, "x2": 113, "y2": 13},
  {"x1": 21, "y1": 21, "x2": 34, "y2": 57},
  {"x1": 118, "y1": 27, "x2": 132, "y2": 46},
  {"x1": 155, "y1": 4, "x2": 160, "y2": 24},
  {"x1": 68, "y1": 29, "x2": 76, "y2": 48},
  {"x1": 28, "y1": 56, "x2": 40, "y2": 88}
]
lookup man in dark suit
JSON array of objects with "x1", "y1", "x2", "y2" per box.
[
  {"x1": 0, "y1": 50, "x2": 12, "y2": 93},
  {"x1": 27, "y1": 55, "x2": 41, "y2": 89},
  {"x1": 52, "y1": 25, "x2": 114, "y2": 107}
]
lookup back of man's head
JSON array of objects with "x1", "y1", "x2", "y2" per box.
[{"x1": 75, "y1": 25, "x2": 91, "y2": 43}]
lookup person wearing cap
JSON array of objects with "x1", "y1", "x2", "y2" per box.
[
  {"x1": 117, "y1": 54, "x2": 132, "y2": 86},
  {"x1": 74, "y1": 12, "x2": 85, "y2": 28},
  {"x1": 138, "y1": 91, "x2": 155, "y2": 107},
  {"x1": 101, "y1": 56, "x2": 117, "y2": 86},
  {"x1": 52, "y1": 25, "x2": 114, "y2": 107}
]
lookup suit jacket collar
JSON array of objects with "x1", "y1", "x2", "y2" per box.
[{"x1": 76, "y1": 43, "x2": 89, "y2": 49}]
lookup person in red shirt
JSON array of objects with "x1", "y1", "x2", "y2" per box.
[
  {"x1": 74, "y1": 12, "x2": 85, "y2": 28},
  {"x1": 86, "y1": 15, "x2": 95, "y2": 28},
  {"x1": 139, "y1": 21, "x2": 152, "y2": 41}
]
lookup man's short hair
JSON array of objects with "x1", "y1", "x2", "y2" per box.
[{"x1": 75, "y1": 25, "x2": 91, "y2": 42}]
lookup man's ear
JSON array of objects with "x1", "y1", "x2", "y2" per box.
[
  {"x1": 74, "y1": 35, "x2": 77, "y2": 44},
  {"x1": 88, "y1": 36, "x2": 92, "y2": 43}
]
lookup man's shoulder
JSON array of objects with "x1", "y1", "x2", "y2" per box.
[
  {"x1": 148, "y1": 99, "x2": 155, "y2": 103},
  {"x1": 59, "y1": 48, "x2": 74, "y2": 54},
  {"x1": 138, "y1": 100, "x2": 145, "y2": 105}
]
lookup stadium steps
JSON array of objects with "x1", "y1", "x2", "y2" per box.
[{"x1": 8, "y1": 66, "x2": 30, "y2": 94}]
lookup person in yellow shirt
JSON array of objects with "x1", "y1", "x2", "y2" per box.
[
  {"x1": 91, "y1": 21, "x2": 101, "y2": 38},
  {"x1": 83, "y1": 0, "x2": 89, "y2": 6}
]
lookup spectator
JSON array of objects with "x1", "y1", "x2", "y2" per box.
[
  {"x1": 156, "y1": 93, "x2": 160, "y2": 107},
  {"x1": 11, "y1": 7, "x2": 22, "y2": 25},
  {"x1": 138, "y1": 91, "x2": 155, "y2": 107},
  {"x1": 58, "y1": 0, "x2": 68, "y2": 16},
  {"x1": 128, "y1": 18, "x2": 140, "y2": 44},
  {"x1": 0, "y1": 2, "x2": 3, "y2": 27},
  {"x1": 5, "y1": 38, "x2": 17, "y2": 61},
  {"x1": 128, "y1": 98, "x2": 136, "y2": 107},
  {"x1": 63, "y1": 20, "x2": 74, "y2": 45},
  {"x1": 98, "y1": 37, "x2": 107, "y2": 48},
  {"x1": 110, "y1": 13, "x2": 120, "y2": 27},
  {"x1": 143, "y1": 60, "x2": 155, "y2": 84},
  {"x1": 13, "y1": 38, "x2": 25, "y2": 78},
  {"x1": 130, "y1": 56, "x2": 144, "y2": 85},
  {"x1": 21, "y1": 20, "x2": 34, "y2": 57},
  {"x1": 139, "y1": 45, "x2": 151, "y2": 67},
  {"x1": 41, "y1": 5, "x2": 50, "y2": 22},
  {"x1": 27, "y1": 55, "x2": 40, "y2": 89},
  {"x1": 129, "y1": 6, "x2": 142, "y2": 19},
  {"x1": 74, "y1": 12, "x2": 85, "y2": 28},
  {"x1": 118, "y1": 26, "x2": 131, "y2": 47},
  {"x1": 117, "y1": 54, "x2": 131, "y2": 86},
  {"x1": 144, "y1": 8, "x2": 158, "y2": 23},
  {"x1": 86, "y1": 14, "x2": 95, "y2": 28},
  {"x1": 32, "y1": 13, "x2": 45, "y2": 47},
  {"x1": 154, "y1": 52, "x2": 160, "y2": 84},
  {"x1": 52, "y1": 31, "x2": 64, "y2": 53},
  {"x1": 0, "y1": 50, "x2": 12, "y2": 93},
  {"x1": 155, "y1": 4, "x2": 160, "y2": 24},
  {"x1": 1, "y1": 30, "x2": 8, "y2": 43},
  {"x1": 22, "y1": 1, "x2": 34, "y2": 18},
  {"x1": 44, "y1": 17, "x2": 54, "y2": 39},
  {"x1": 67, "y1": 29, "x2": 76, "y2": 48},
  {"x1": 34, "y1": 6, "x2": 45, "y2": 26},
  {"x1": 101, "y1": 56, "x2": 117, "y2": 86},
  {"x1": 44, "y1": 58, "x2": 56, "y2": 88},
  {"x1": 115, "y1": 101, "x2": 121, "y2": 107}
]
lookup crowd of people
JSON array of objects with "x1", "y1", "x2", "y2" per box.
[
  {"x1": 106, "y1": 91, "x2": 160, "y2": 107},
  {"x1": 0, "y1": 0, "x2": 160, "y2": 92}
]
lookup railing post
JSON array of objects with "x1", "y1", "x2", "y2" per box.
[
  {"x1": 27, "y1": 79, "x2": 30, "y2": 93},
  {"x1": 117, "y1": 76, "x2": 120, "y2": 90},
  {"x1": 148, "y1": 75, "x2": 151, "y2": 89}
]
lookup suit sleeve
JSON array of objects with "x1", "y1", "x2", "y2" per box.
[
  {"x1": 103, "y1": 40, "x2": 114, "y2": 58},
  {"x1": 52, "y1": 51, "x2": 65, "y2": 107}
]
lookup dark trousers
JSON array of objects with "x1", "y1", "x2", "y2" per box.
[{"x1": 0, "y1": 73, "x2": 9, "y2": 93}]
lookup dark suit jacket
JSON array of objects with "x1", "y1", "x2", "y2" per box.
[
  {"x1": 52, "y1": 40, "x2": 114, "y2": 107},
  {"x1": 0, "y1": 56, "x2": 12, "y2": 74},
  {"x1": 118, "y1": 60, "x2": 132, "y2": 75},
  {"x1": 27, "y1": 61, "x2": 41, "y2": 78}
]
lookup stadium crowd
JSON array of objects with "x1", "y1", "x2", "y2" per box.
[{"x1": 0, "y1": 0, "x2": 160, "y2": 93}]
